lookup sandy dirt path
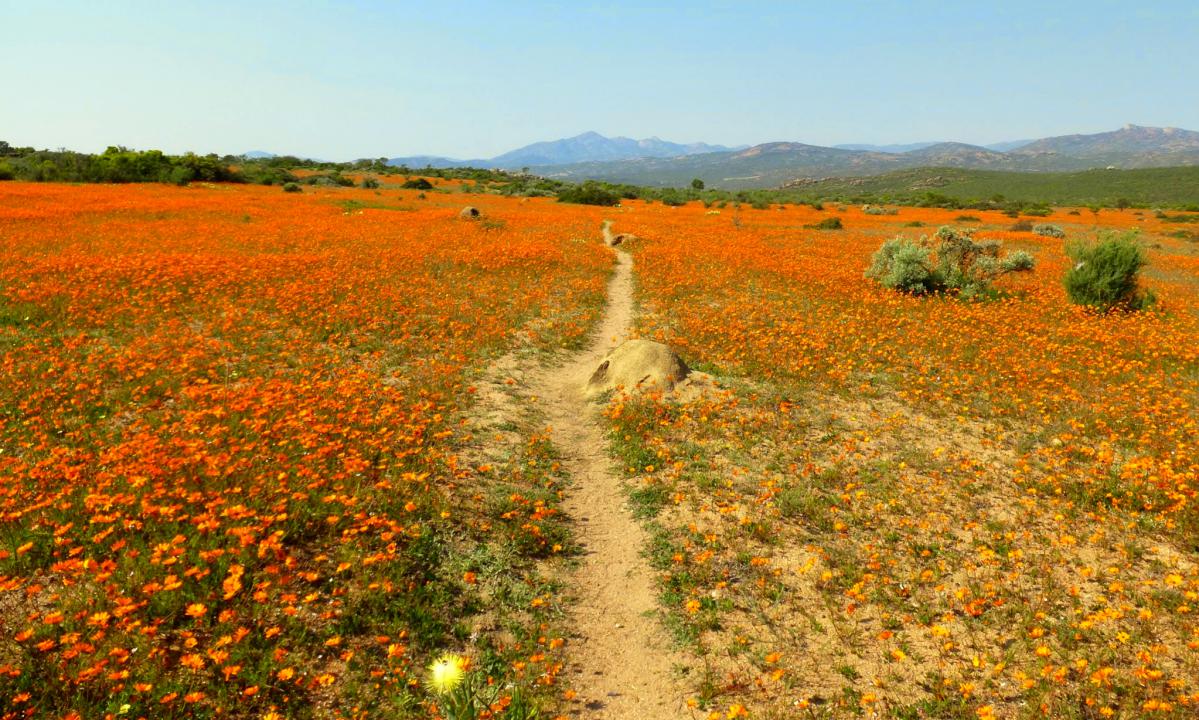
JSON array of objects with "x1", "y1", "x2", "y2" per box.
[{"x1": 530, "y1": 248, "x2": 686, "y2": 719}]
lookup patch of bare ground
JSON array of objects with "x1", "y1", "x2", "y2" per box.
[{"x1": 607, "y1": 382, "x2": 1199, "y2": 718}]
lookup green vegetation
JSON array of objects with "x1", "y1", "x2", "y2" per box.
[
  {"x1": 556, "y1": 181, "x2": 621, "y2": 206},
  {"x1": 779, "y1": 166, "x2": 1199, "y2": 209},
  {"x1": 0, "y1": 145, "x2": 243, "y2": 184},
  {"x1": 805, "y1": 217, "x2": 844, "y2": 230},
  {"x1": 867, "y1": 226, "x2": 1035, "y2": 298},
  {"x1": 1064, "y1": 231, "x2": 1156, "y2": 312},
  {"x1": 866, "y1": 238, "x2": 939, "y2": 293},
  {"x1": 1033, "y1": 223, "x2": 1066, "y2": 238}
]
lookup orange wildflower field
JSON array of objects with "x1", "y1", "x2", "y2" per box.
[
  {"x1": 2, "y1": 180, "x2": 1198, "y2": 719},
  {"x1": 0, "y1": 182, "x2": 613, "y2": 719},
  {"x1": 610, "y1": 202, "x2": 1199, "y2": 718}
]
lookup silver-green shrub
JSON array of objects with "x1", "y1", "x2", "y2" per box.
[
  {"x1": 1033, "y1": 223, "x2": 1066, "y2": 238},
  {"x1": 865, "y1": 237, "x2": 938, "y2": 294},
  {"x1": 866, "y1": 226, "x2": 1036, "y2": 298}
]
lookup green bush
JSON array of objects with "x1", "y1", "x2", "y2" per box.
[
  {"x1": 1001, "y1": 251, "x2": 1035, "y2": 272},
  {"x1": 866, "y1": 226, "x2": 1036, "y2": 298},
  {"x1": 1064, "y1": 232, "x2": 1155, "y2": 311},
  {"x1": 866, "y1": 237, "x2": 938, "y2": 293},
  {"x1": 660, "y1": 190, "x2": 687, "y2": 207},
  {"x1": 805, "y1": 217, "x2": 843, "y2": 230},
  {"x1": 402, "y1": 178, "x2": 434, "y2": 190},
  {"x1": 361, "y1": 176, "x2": 380, "y2": 189},
  {"x1": 1009, "y1": 220, "x2": 1033, "y2": 232},
  {"x1": 1033, "y1": 223, "x2": 1065, "y2": 238},
  {"x1": 0, "y1": 161, "x2": 13, "y2": 181},
  {"x1": 954, "y1": 215, "x2": 981, "y2": 223},
  {"x1": 282, "y1": 182, "x2": 302, "y2": 193},
  {"x1": 557, "y1": 181, "x2": 620, "y2": 206}
]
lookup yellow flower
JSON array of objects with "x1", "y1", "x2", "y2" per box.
[{"x1": 426, "y1": 653, "x2": 467, "y2": 694}]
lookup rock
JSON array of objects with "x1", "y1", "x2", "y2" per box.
[
  {"x1": 601, "y1": 220, "x2": 638, "y2": 247},
  {"x1": 585, "y1": 339, "x2": 690, "y2": 398},
  {"x1": 459, "y1": 206, "x2": 481, "y2": 220}
]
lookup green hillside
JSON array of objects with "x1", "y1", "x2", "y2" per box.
[{"x1": 781, "y1": 166, "x2": 1199, "y2": 207}]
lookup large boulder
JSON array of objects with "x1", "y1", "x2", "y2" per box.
[
  {"x1": 585, "y1": 339, "x2": 691, "y2": 398},
  {"x1": 601, "y1": 220, "x2": 638, "y2": 247},
  {"x1": 459, "y1": 206, "x2": 481, "y2": 220}
]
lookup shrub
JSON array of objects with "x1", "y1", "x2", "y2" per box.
[
  {"x1": 954, "y1": 215, "x2": 981, "y2": 223},
  {"x1": 866, "y1": 238, "x2": 938, "y2": 293},
  {"x1": 1001, "y1": 251, "x2": 1035, "y2": 272},
  {"x1": 282, "y1": 182, "x2": 302, "y2": 193},
  {"x1": 1022, "y1": 206, "x2": 1051, "y2": 217},
  {"x1": 402, "y1": 178, "x2": 434, "y2": 190},
  {"x1": 660, "y1": 190, "x2": 687, "y2": 207},
  {"x1": 805, "y1": 217, "x2": 843, "y2": 230},
  {"x1": 361, "y1": 177, "x2": 380, "y2": 189},
  {"x1": 1033, "y1": 223, "x2": 1065, "y2": 238},
  {"x1": 0, "y1": 161, "x2": 14, "y2": 181},
  {"x1": 750, "y1": 200, "x2": 770, "y2": 210},
  {"x1": 1009, "y1": 220, "x2": 1033, "y2": 232},
  {"x1": 862, "y1": 204, "x2": 897, "y2": 216},
  {"x1": 867, "y1": 226, "x2": 1036, "y2": 298},
  {"x1": 557, "y1": 181, "x2": 620, "y2": 206},
  {"x1": 1064, "y1": 232, "x2": 1155, "y2": 311},
  {"x1": 691, "y1": 178, "x2": 705, "y2": 190}
]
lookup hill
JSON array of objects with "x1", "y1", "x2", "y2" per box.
[
  {"x1": 778, "y1": 166, "x2": 1199, "y2": 206},
  {"x1": 1015, "y1": 124, "x2": 1199, "y2": 157},
  {"x1": 525, "y1": 126, "x2": 1199, "y2": 189}
]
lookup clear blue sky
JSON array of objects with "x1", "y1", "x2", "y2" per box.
[{"x1": 2, "y1": 1, "x2": 1197, "y2": 160}]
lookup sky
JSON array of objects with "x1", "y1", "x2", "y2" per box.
[{"x1": 2, "y1": 1, "x2": 1197, "y2": 161}]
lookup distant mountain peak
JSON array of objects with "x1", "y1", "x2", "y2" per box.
[{"x1": 387, "y1": 131, "x2": 738, "y2": 170}]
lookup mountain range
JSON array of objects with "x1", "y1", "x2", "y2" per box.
[
  {"x1": 384, "y1": 125, "x2": 1199, "y2": 190},
  {"x1": 386, "y1": 131, "x2": 742, "y2": 169}
]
